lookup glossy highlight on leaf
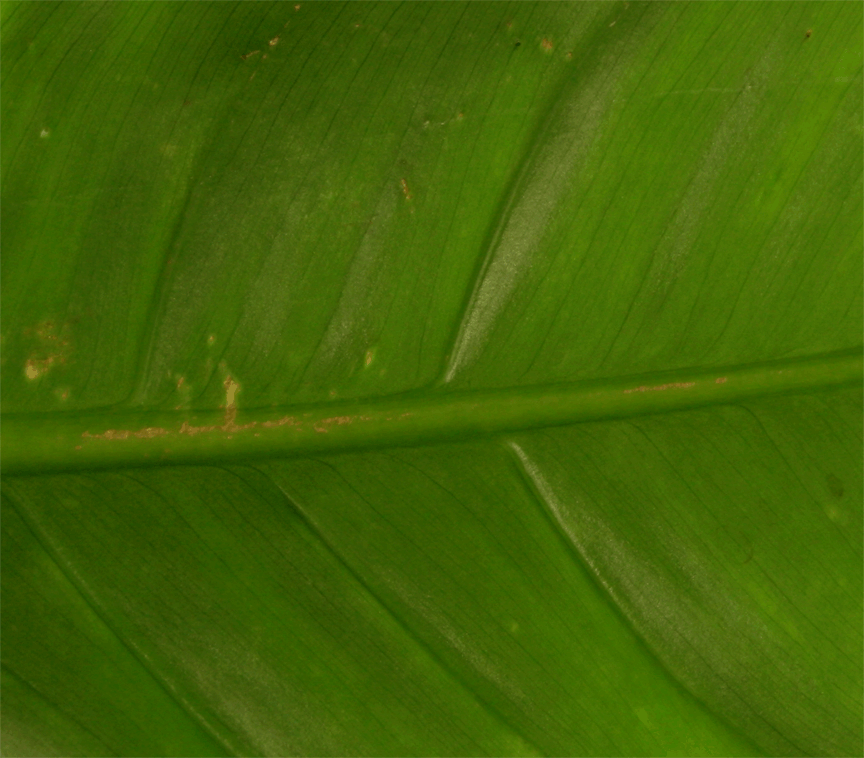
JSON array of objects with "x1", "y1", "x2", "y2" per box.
[{"x1": 1, "y1": 2, "x2": 862, "y2": 756}]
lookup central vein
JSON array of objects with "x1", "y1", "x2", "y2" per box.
[{"x1": 2, "y1": 348, "x2": 860, "y2": 475}]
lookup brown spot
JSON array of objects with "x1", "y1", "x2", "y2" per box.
[
  {"x1": 400, "y1": 178, "x2": 413, "y2": 201},
  {"x1": 269, "y1": 36, "x2": 279, "y2": 47},
  {"x1": 715, "y1": 377, "x2": 727, "y2": 384},
  {"x1": 541, "y1": 38, "x2": 553, "y2": 51},
  {"x1": 241, "y1": 50, "x2": 260, "y2": 61},
  {"x1": 804, "y1": 29, "x2": 812, "y2": 39},
  {"x1": 623, "y1": 381, "x2": 695, "y2": 395}
]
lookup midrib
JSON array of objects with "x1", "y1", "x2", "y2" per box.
[{"x1": 2, "y1": 348, "x2": 861, "y2": 475}]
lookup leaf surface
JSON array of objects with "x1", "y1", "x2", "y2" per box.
[{"x1": 1, "y1": 2, "x2": 861, "y2": 755}]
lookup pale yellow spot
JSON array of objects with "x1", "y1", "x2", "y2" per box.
[
  {"x1": 25, "y1": 362, "x2": 41, "y2": 380},
  {"x1": 40, "y1": 128, "x2": 50, "y2": 139},
  {"x1": 224, "y1": 376, "x2": 240, "y2": 408},
  {"x1": 208, "y1": 334, "x2": 216, "y2": 346},
  {"x1": 364, "y1": 349, "x2": 375, "y2": 367}
]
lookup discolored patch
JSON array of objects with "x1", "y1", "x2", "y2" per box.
[
  {"x1": 23, "y1": 320, "x2": 72, "y2": 381},
  {"x1": 825, "y1": 473, "x2": 844, "y2": 499}
]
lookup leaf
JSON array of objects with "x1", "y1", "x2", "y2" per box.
[{"x1": 1, "y1": 2, "x2": 861, "y2": 756}]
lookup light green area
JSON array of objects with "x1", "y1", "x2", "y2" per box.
[{"x1": 1, "y1": 2, "x2": 861, "y2": 756}]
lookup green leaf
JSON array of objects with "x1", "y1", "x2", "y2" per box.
[{"x1": 2, "y1": 2, "x2": 861, "y2": 755}]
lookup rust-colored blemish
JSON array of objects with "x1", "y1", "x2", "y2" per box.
[
  {"x1": 715, "y1": 377, "x2": 728, "y2": 384},
  {"x1": 269, "y1": 36, "x2": 279, "y2": 46},
  {"x1": 541, "y1": 38, "x2": 553, "y2": 51},
  {"x1": 400, "y1": 178, "x2": 413, "y2": 201},
  {"x1": 313, "y1": 415, "x2": 358, "y2": 434},
  {"x1": 623, "y1": 381, "x2": 695, "y2": 394},
  {"x1": 261, "y1": 415, "x2": 299, "y2": 428},
  {"x1": 241, "y1": 50, "x2": 260, "y2": 61}
]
